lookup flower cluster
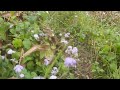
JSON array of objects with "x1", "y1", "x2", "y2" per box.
[
  {"x1": 65, "y1": 46, "x2": 78, "y2": 57},
  {"x1": 14, "y1": 65, "x2": 24, "y2": 73},
  {"x1": 64, "y1": 57, "x2": 77, "y2": 68},
  {"x1": 64, "y1": 46, "x2": 78, "y2": 68},
  {"x1": 14, "y1": 64, "x2": 25, "y2": 78}
]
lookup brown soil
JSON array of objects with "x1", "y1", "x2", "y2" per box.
[{"x1": 75, "y1": 46, "x2": 93, "y2": 79}]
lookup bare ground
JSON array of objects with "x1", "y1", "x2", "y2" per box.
[{"x1": 75, "y1": 46, "x2": 93, "y2": 79}]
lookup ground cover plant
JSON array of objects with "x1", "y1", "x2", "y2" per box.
[{"x1": 0, "y1": 11, "x2": 120, "y2": 79}]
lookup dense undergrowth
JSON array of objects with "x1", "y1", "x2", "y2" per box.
[{"x1": 0, "y1": 11, "x2": 120, "y2": 79}]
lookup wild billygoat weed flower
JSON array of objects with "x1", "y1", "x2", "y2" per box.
[
  {"x1": 34, "y1": 34, "x2": 39, "y2": 40},
  {"x1": 19, "y1": 74, "x2": 24, "y2": 78},
  {"x1": 7, "y1": 49, "x2": 15, "y2": 54},
  {"x1": 59, "y1": 33, "x2": 62, "y2": 36},
  {"x1": 33, "y1": 76, "x2": 45, "y2": 79},
  {"x1": 64, "y1": 57, "x2": 77, "y2": 68},
  {"x1": 72, "y1": 47, "x2": 78, "y2": 54},
  {"x1": 61, "y1": 38, "x2": 68, "y2": 44},
  {"x1": 65, "y1": 46, "x2": 73, "y2": 54},
  {"x1": 65, "y1": 33, "x2": 70, "y2": 38},
  {"x1": 14, "y1": 65, "x2": 24, "y2": 73},
  {"x1": 49, "y1": 75, "x2": 57, "y2": 79},
  {"x1": 51, "y1": 67, "x2": 59, "y2": 75},
  {"x1": 44, "y1": 58, "x2": 51, "y2": 66},
  {"x1": 1, "y1": 56, "x2": 5, "y2": 60}
]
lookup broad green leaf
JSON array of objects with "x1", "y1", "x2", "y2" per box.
[
  {"x1": 12, "y1": 38, "x2": 23, "y2": 48},
  {"x1": 23, "y1": 39, "x2": 31, "y2": 49}
]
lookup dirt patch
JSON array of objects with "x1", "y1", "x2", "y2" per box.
[{"x1": 75, "y1": 46, "x2": 93, "y2": 79}]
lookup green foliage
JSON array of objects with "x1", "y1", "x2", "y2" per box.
[
  {"x1": 0, "y1": 11, "x2": 120, "y2": 79},
  {"x1": 23, "y1": 39, "x2": 32, "y2": 49},
  {"x1": 12, "y1": 38, "x2": 23, "y2": 48}
]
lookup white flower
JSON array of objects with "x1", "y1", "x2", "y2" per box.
[
  {"x1": 49, "y1": 75, "x2": 57, "y2": 79},
  {"x1": 61, "y1": 38, "x2": 68, "y2": 44},
  {"x1": 34, "y1": 34, "x2": 39, "y2": 40},
  {"x1": 14, "y1": 65, "x2": 24, "y2": 73},
  {"x1": 9, "y1": 24, "x2": 14, "y2": 28},
  {"x1": 65, "y1": 46, "x2": 73, "y2": 54},
  {"x1": 7, "y1": 49, "x2": 15, "y2": 54},
  {"x1": 10, "y1": 58, "x2": 15, "y2": 61},
  {"x1": 19, "y1": 74, "x2": 24, "y2": 78},
  {"x1": 75, "y1": 15, "x2": 78, "y2": 17},
  {"x1": 10, "y1": 58, "x2": 18, "y2": 63},
  {"x1": 51, "y1": 67, "x2": 59, "y2": 75},
  {"x1": 46, "y1": 11, "x2": 49, "y2": 14},
  {"x1": 33, "y1": 76, "x2": 45, "y2": 79},
  {"x1": 68, "y1": 46, "x2": 72, "y2": 50},
  {"x1": 1, "y1": 56, "x2": 5, "y2": 60},
  {"x1": 64, "y1": 57, "x2": 77, "y2": 68},
  {"x1": 31, "y1": 30, "x2": 34, "y2": 33},
  {"x1": 65, "y1": 33, "x2": 70, "y2": 38},
  {"x1": 59, "y1": 33, "x2": 62, "y2": 36}
]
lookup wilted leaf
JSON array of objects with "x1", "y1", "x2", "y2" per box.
[{"x1": 21, "y1": 45, "x2": 49, "y2": 59}]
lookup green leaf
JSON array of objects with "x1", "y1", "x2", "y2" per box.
[
  {"x1": 40, "y1": 51, "x2": 45, "y2": 59},
  {"x1": 31, "y1": 72, "x2": 37, "y2": 77},
  {"x1": 22, "y1": 57, "x2": 33, "y2": 64},
  {"x1": 12, "y1": 52, "x2": 21, "y2": 60},
  {"x1": 10, "y1": 28, "x2": 16, "y2": 34},
  {"x1": 110, "y1": 63, "x2": 117, "y2": 72},
  {"x1": 23, "y1": 39, "x2": 31, "y2": 49},
  {"x1": 26, "y1": 61, "x2": 35, "y2": 71},
  {"x1": 12, "y1": 38, "x2": 23, "y2": 48}
]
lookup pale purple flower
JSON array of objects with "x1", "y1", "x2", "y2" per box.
[
  {"x1": 64, "y1": 57, "x2": 77, "y2": 67},
  {"x1": 65, "y1": 33, "x2": 70, "y2": 38},
  {"x1": 44, "y1": 58, "x2": 51, "y2": 66},
  {"x1": 44, "y1": 59, "x2": 50, "y2": 66},
  {"x1": 14, "y1": 65, "x2": 24, "y2": 73},
  {"x1": 49, "y1": 75, "x2": 57, "y2": 79},
  {"x1": 72, "y1": 47, "x2": 78, "y2": 54},
  {"x1": 19, "y1": 74, "x2": 24, "y2": 78}
]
